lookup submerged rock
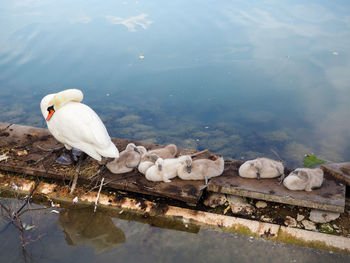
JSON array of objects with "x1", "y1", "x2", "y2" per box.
[
  {"x1": 284, "y1": 142, "x2": 313, "y2": 165},
  {"x1": 203, "y1": 193, "x2": 227, "y2": 208},
  {"x1": 226, "y1": 195, "x2": 255, "y2": 216},
  {"x1": 309, "y1": 209, "x2": 340, "y2": 223}
]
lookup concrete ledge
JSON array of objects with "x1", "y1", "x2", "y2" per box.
[{"x1": 1, "y1": 173, "x2": 349, "y2": 253}]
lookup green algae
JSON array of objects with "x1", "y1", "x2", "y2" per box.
[
  {"x1": 303, "y1": 154, "x2": 326, "y2": 168},
  {"x1": 277, "y1": 229, "x2": 348, "y2": 253}
]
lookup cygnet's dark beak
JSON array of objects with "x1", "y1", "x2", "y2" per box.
[
  {"x1": 257, "y1": 172, "x2": 261, "y2": 180},
  {"x1": 134, "y1": 147, "x2": 139, "y2": 153},
  {"x1": 187, "y1": 165, "x2": 191, "y2": 173},
  {"x1": 158, "y1": 164, "x2": 162, "y2": 171}
]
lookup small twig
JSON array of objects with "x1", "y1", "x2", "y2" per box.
[
  {"x1": 70, "y1": 173, "x2": 79, "y2": 194},
  {"x1": 94, "y1": 177, "x2": 105, "y2": 213},
  {"x1": 270, "y1": 148, "x2": 283, "y2": 162},
  {"x1": 69, "y1": 153, "x2": 85, "y2": 194},
  {"x1": 14, "y1": 181, "x2": 40, "y2": 218},
  {"x1": 35, "y1": 144, "x2": 63, "y2": 152},
  {"x1": 189, "y1": 149, "x2": 209, "y2": 158}
]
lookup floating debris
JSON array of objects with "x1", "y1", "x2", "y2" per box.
[
  {"x1": 139, "y1": 55, "x2": 145, "y2": 59},
  {"x1": 50, "y1": 210, "x2": 60, "y2": 214},
  {"x1": 24, "y1": 225, "x2": 35, "y2": 231},
  {"x1": 332, "y1": 51, "x2": 339, "y2": 56},
  {"x1": 72, "y1": 196, "x2": 78, "y2": 204}
]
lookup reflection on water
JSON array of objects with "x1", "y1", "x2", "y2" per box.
[
  {"x1": 1, "y1": 198, "x2": 350, "y2": 263},
  {"x1": 0, "y1": 1, "x2": 350, "y2": 167},
  {"x1": 58, "y1": 208, "x2": 125, "y2": 254}
]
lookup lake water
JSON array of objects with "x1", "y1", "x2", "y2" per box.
[
  {"x1": 1, "y1": 198, "x2": 350, "y2": 263},
  {"x1": 1, "y1": 1, "x2": 350, "y2": 167},
  {"x1": 1, "y1": 2, "x2": 350, "y2": 260}
]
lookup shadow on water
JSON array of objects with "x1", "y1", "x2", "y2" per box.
[{"x1": 58, "y1": 207, "x2": 126, "y2": 254}]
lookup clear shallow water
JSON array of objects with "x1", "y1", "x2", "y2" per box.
[
  {"x1": 1, "y1": 198, "x2": 350, "y2": 263},
  {"x1": 1, "y1": 1, "x2": 350, "y2": 166}
]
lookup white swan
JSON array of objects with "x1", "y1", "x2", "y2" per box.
[
  {"x1": 238, "y1": 158, "x2": 284, "y2": 180},
  {"x1": 40, "y1": 89, "x2": 119, "y2": 161},
  {"x1": 283, "y1": 168, "x2": 324, "y2": 191},
  {"x1": 106, "y1": 143, "x2": 141, "y2": 174},
  {"x1": 145, "y1": 155, "x2": 191, "y2": 183}
]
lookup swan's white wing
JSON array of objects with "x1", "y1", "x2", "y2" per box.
[{"x1": 47, "y1": 102, "x2": 119, "y2": 160}]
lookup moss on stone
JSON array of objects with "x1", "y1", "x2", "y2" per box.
[{"x1": 277, "y1": 229, "x2": 347, "y2": 253}]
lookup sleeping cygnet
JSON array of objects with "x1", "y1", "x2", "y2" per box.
[
  {"x1": 283, "y1": 168, "x2": 324, "y2": 191},
  {"x1": 238, "y1": 158, "x2": 284, "y2": 180},
  {"x1": 177, "y1": 156, "x2": 224, "y2": 189},
  {"x1": 145, "y1": 155, "x2": 191, "y2": 183},
  {"x1": 106, "y1": 143, "x2": 142, "y2": 174},
  {"x1": 138, "y1": 153, "x2": 159, "y2": 175},
  {"x1": 148, "y1": 144, "x2": 177, "y2": 159}
]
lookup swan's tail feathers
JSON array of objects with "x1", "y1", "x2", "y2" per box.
[{"x1": 97, "y1": 143, "x2": 120, "y2": 159}]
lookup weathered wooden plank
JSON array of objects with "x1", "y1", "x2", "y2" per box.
[
  {"x1": 0, "y1": 122, "x2": 204, "y2": 205},
  {"x1": 321, "y1": 162, "x2": 350, "y2": 186},
  {"x1": 208, "y1": 160, "x2": 345, "y2": 213}
]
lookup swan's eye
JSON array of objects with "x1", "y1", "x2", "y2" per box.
[{"x1": 47, "y1": 105, "x2": 54, "y2": 112}]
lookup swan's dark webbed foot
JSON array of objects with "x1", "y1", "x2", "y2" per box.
[
  {"x1": 56, "y1": 148, "x2": 83, "y2": 165},
  {"x1": 278, "y1": 174, "x2": 285, "y2": 185}
]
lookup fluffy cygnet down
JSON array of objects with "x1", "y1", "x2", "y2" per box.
[
  {"x1": 138, "y1": 153, "x2": 159, "y2": 175},
  {"x1": 145, "y1": 155, "x2": 191, "y2": 183},
  {"x1": 283, "y1": 168, "x2": 324, "y2": 191},
  {"x1": 238, "y1": 158, "x2": 284, "y2": 180},
  {"x1": 106, "y1": 143, "x2": 142, "y2": 174},
  {"x1": 147, "y1": 144, "x2": 177, "y2": 159},
  {"x1": 177, "y1": 157, "x2": 224, "y2": 182}
]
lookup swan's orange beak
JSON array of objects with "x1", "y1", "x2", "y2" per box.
[{"x1": 46, "y1": 106, "x2": 55, "y2": 121}]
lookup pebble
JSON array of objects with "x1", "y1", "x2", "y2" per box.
[
  {"x1": 284, "y1": 216, "x2": 297, "y2": 227},
  {"x1": 203, "y1": 193, "x2": 227, "y2": 208},
  {"x1": 309, "y1": 209, "x2": 340, "y2": 223},
  {"x1": 302, "y1": 220, "x2": 316, "y2": 231},
  {"x1": 226, "y1": 195, "x2": 255, "y2": 216},
  {"x1": 261, "y1": 215, "x2": 273, "y2": 223},
  {"x1": 296, "y1": 214, "x2": 305, "y2": 222},
  {"x1": 255, "y1": 201, "x2": 267, "y2": 209}
]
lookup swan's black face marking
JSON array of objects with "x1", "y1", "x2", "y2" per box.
[
  {"x1": 134, "y1": 147, "x2": 139, "y2": 153},
  {"x1": 187, "y1": 165, "x2": 191, "y2": 173},
  {"x1": 46, "y1": 105, "x2": 55, "y2": 121}
]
